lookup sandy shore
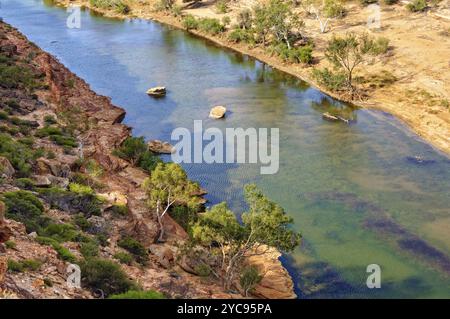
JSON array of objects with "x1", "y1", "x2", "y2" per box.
[{"x1": 54, "y1": 0, "x2": 450, "y2": 155}]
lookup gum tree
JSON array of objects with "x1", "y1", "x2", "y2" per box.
[
  {"x1": 191, "y1": 184, "x2": 301, "y2": 289},
  {"x1": 142, "y1": 162, "x2": 201, "y2": 242}
]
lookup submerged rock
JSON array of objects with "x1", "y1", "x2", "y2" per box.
[
  {"x1": 209, "y1": 106, "x2": 227, "y2": 119},
  {"x1": 146, "y1": 86, "x2": 166, "y2": 97},
  {"x1": 148, "y1": 140, "x2": 175, "y2": 154},
  {"x1": 406, "y1": 156, "x2": 436, "y2": 165},
  {"x1": 322, "y1": 112, "x2": 349, "y2": 123}
]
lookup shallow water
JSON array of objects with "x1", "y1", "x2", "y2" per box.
[{"x1": 2, "y1": 0, "x2": 449, "y2": 298}]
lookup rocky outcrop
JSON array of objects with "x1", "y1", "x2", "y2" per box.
[
  {"x1": 245, "y1": 246, "x2": 297, "y2": 299},
  {"x1": 0, "y1": 202, "x2": 12, "y2": 285},
  {"x1": 209, "y1": 106, "x2": 227, "y2": 119},
  {"x1": 148, "y1": 140, "x2": 175, "y2": 154}
]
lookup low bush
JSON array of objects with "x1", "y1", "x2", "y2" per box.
[
  {"x1": 240, "y1": 266, "x2": 262, "y2": 296},
  {"x1": 7, "y1": 259, "x2": 42, "y2": 272},
  {"x1": 41, "y1": 223, "x2": 79, "y2": 242},
  {"x1": 80, "y1": 241, "x2": 100, "y2": 258},
  {"x1": 0, "y1": 133, "x2": 36, "y2": 177},
  {"x1": 44, "y1": 115, "x2": 57, "y2": 125},
  {"x1": 228, "y1": 28, "x2": 254, "y2": 44},
  {"x1": 5, "y1": 240, "x2": 16, "y2": 249},
  {"x1": 407, "y1": 0, "x2": 428, "y2": 12},
  {"x1": 113, "y1": 137, "x2": 161, "y2": 172},
  {"x1": 80, "y1": 258, "x2": 137, "y2": 297},
  {"x1": 198, "y1": 18, "x2": 226, "y2": 35},
  {"x1": 117, "y1": 236, "x2": 148, "y2": 264},
  {"x1": 14, "y1": 178, "x2": 34, "y2": 190},
  {"x1": 109, "y1": 290, "x2": 165, "y2": 299},
  {"x1": 272, "y1": 43, "x2": 313, "y2": 64},
  {"x1": 215, "y1": 0, "x2": 229, "y2": 14},
  {"x1": 182, "y1": 15, "x2": 199, "y2": 30},
  {"x1": 36, "y1": 236, "x2": 77, "y2": 263},
  {"x1": 237, "y1": 9, "x2": 252, "y2": 30},
  {"x1": 110, "y1": 204, "x2": 129, "y2": 217},
  {"x1": 69, "y1": 183, "x2": 95, "y2": 195},
  {"x1": 114, "y1": 252, "x2": 133, "y2": 265},
  {"x1": 312, "y1": 68, "x2": 347, "y2": 91},
  {"x1": 170, "y1": 205, "x2": 198, "y2": 231}
]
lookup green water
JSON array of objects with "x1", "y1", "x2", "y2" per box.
[{"x1": 2, "y1": 0, "x2": 449, "y2": 298}]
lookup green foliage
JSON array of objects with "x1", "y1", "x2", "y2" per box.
[
  {"x1": 113, "y1": 136, "x2": 161, "y2": 172},
  {"x1": 73, "y1": 214, "x2": 93, "y2": 231},
  {"x1": 407, "y1": 0, "x2": 427, "y2": 12},
  {"x1": 240, "y1": 266, "x2": 262, "y2": 296},
  {"x1": 237, "y1": 9, "x2": 253, "y2": 30},
  {"x1": 90, "y1": 0, "x2": 130, "y2": 14},
  {"x1": 198, "y1": 18, "x2": 226, "y2": 35},
  {"x1": 44, "y1": 115, "x2": 57, "y2": 125},
  {"x1": 2, "y1": 190, "x2": 49, "y2": 233},
  {"x1": 117, "y1": 237, "x2": 148, "y2": 264},
  {"x1": 143, "y1": 162, "x2": 202, "y2": 242},
  {"x1": 194, "y1": 264, "x2": 212, "y2": 277},
  {"x1": 170, "y1": 205, "x2": 198, "y2": 231},
  {"x1": 115, "y1": 1, "x2": 130, "y2": 14},
  {"x1": 69, "y1": 183, "x2": 95, "y2": 195},
  {"x1": 191, "y1": 184, "x2": 300, "y2": 288},
  {"x1": 114, "y1": 252, "x2": 134, "y2": 265},
  {"x1": 5, "y1": 240, "x2": 16, "y2": 249},
  {"x1": 80, "y1": 258, "x2": 137, "y2": 297},
  {"x1": 38, "y1": 187, "x2": 102, "y2": 217},
  {"x1": 272, "y1": 43, "x2": 313, "y2": 64},
  {"x1": 0, "y1": 133, "x2": 36, "y2": 177},
  {"x1": 384, "y1": 0, "x2": 398, "y2": 4},
  {"x1": 215, "y1": 0, "x2": 229, "y2": 14},
  {"x1": 109, "y1": 290, "x2": 165, "y2": 299},
  {"x1": 182, "y1": 15, "x2": 199, "y2": 30},
  {"x1": 14, "y1": 178, "x2": 35, "y2": 190},
  {"x1": 43, "y1": 278, "x2": 53, "y2": 287},
  {"x1": 312, "y1": 68, "x2": 346, "y2": 91},
  {"x1": 36, "y1": 236, "x2": 77, "y2": 263},
  {"x1": 324, "y1": 0, "x2": 346, "y2": 18},
  {"x1": 110, "y1": 204, "x2": 129, "y2": 217},
  {"x1": 8, "y1": 259, "x2": 42, "y2": 272},
  {"x1": 41, "y1": 223, "x2": 79, "y2": 242},
  {"x1": 35, "y1": 125, "x2": 78, "y2": 148},
  {"x1": 80, "y1": 241, "x2": 100, "y2": 258},
  {"x1": 228, "y1": 28, "x2": 254, "y2": 44},
  {"x1": 0, "y1": 54, "x2": 40, "y2": 90}
]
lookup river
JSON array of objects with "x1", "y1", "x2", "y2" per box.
[{"x1": 2, "y1": 0, "x2": 449, "y2": 298}]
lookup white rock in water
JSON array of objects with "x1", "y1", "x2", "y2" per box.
[
  {"x1": 209, "y1": 106, "x2": 227, "y2": 119},
  {"x1": 146, "y1": 86, "x2": 166, "y2": 97}
]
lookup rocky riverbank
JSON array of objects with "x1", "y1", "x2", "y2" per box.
[
  {"x1": 0, "y1": 21, "x2": 295, "y2": 299},
  {"x1": 54, "y1": 0, "x2": 450, "y2": 155}
]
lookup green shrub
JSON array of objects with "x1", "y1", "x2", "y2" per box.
[
  {"x1": 228, "y1": 28, "x2": 254, "y2": 44},
  {"x1": 182, "y1": 15, "x2": 199, "y2": 31},
  {"x1": 110, "y1": 204, "x2": 129, "y2": 217},
  {"x1": 7, "y1": 259, "x2": 42, "y2": 272},
  {"x1": 115, "y1": 1, "x2": 130, "y2": 14},
  {"x1": 324, "y1": 0, "x2": 346, "y2": 18},
  {"x1": 0, "y1": 54, "x2": 40, "y2": 90},
  {"x1": 38, "y1": 187, "x2": 102, "y2": 217},
  {"x1": 198, "y1": 18, "x2": 226, "y2": 35},
  {"x1": 35, "y1": 126, "x2": 63, "y2": 137},
  {"x1": 237, "y1": 9, "x2": 253, "y2": 30},
  {"x1": 36, "y1": 236, "x2": 77, "y2": 263},
  {"x1": 0, "y1": 111, "x2": 9, "y2": 120},
  {"x1": 113, "y1": 137, "x2": 161, "y2": 172},
  {"x1": 117, "y1": 237, "x2": 148, "y2": 264},
  {"x1": 2, "y1": 190, "x2": 49, "y2": 233},
  {"x1": 69, "y1": 183, "x2": 95, "y2": 195},
  {"x1": 407, "y1": 0, "x2": 427, "y2": 12},
  {"x1": 194, "y1": 264, "x2": 211, "y2": 277},
  {"x1": 0, "y1": 133, "x2": 36, "y2": 177},
  {"x1": 73, "y1": 214, "x2": 93, "y2": 232},
  {"x1": 240, "y1": 266, "x2": 262, "y2": 296},
  {"x1": 360, "y1": 0, "x2": 378, "y2": 5},
  {"x1": 215, "y1": 0, "x2": 229, "y2": 14},
  {"x1": 80, "y1": 241, "x2": 99, "y2": 258},
  {"x1": 7, "y1": 259, "x2": 24, "y2": 272},
  {"x1": 170, "y1": 205, "x2": 198, "y2": 231},
  {"x1": 43, "y1": 278, "x2": 53, "y2": 287},
  {"x1": 44, "y1": 115, "x2": 57, "y2": 125},
  {"x1": 109, "y1": 290, "x2": 165, "y2": 299},
  {"x1": 41, "y1": 223, "x2": 79, "y2": 242},
  {"x1": 14, "y1": 178, "x2": 35, "y2": 190},
  {"x1": 35, "y1": 126, "x2": 78, "y2": 148},
  {"x1": 80, "y1": 258, "x2": 137, "y2": 297},
  {"x1": 5, "y1": 240, "x2": 16, "y2": 249},
  {"x1": 370, "y1": 37, "x2": 390, "y2": 55},
  {"x1": 154, "y1": 0, "x2": 175, "y2": 11},
  {"x1": 312, "y1": 68, "x2": 347, "y2": 91},
  {"x1": 272, "y1": 43, "x2": 313, "y2": 64},
  {"x1": 114, "y1": 252, "x2": 134, "y2": 265},
  {"x1": 384, "y1": 0, "x2": 398, "y2": 4}
]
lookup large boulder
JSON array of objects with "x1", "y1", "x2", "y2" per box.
[
  {"x1": 209, "y1": 106, "x2": 227, "y2": 119},
  {"x1": 0, "y1": 157, "x2": 15, "y2": 179},
  {"x1": 148, "y1": 140, "x2": 175, "y2": 154},
  {"x1": 146, "y1": 87, "x2": 166, "y2": 97}
]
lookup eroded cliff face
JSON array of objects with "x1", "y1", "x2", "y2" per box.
[{"x1": 0, "y1": 22, "x2": 296, "y2": 299}]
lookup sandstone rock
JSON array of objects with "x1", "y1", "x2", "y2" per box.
[
  {"x1": 148, "y1": 140, "x2": 175, "y2": 154},
  {"x1": 0, "y1": 156, "x2": 15, "y2": 179},
  {"x1": 146, "y1": 86, "x2": 166, "y2": 97},
  {"x1": 149, "y1": 244, "x2": 174, "y2": 269},
  {"x1": 0, "y1": 202, "x2": 12, "y2": 244},
  {"x1": 209, "y1": 106, "x2": 227, "y2": 119},
  {"x1": 245, "y1": 246, "x2": 296, "y2": 299}
]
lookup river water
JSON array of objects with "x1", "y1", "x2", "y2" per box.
[{"x1": 2, "y1": 0, "x2": 449, "y2": 298}]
